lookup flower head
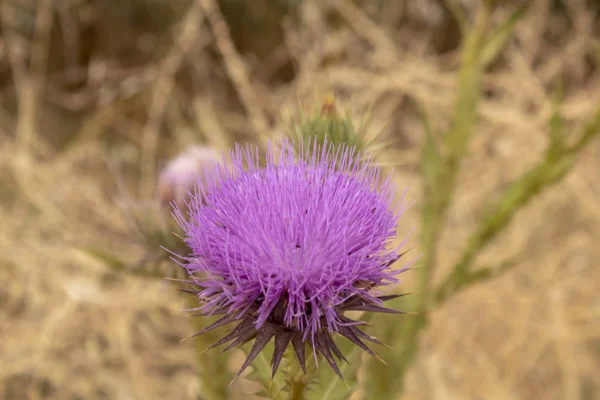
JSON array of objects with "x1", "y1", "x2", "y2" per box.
[
  {"x1": 158, "y1": 145, "x2": 220, "y2": 210},
  {"x1": 173, "y1": 139, "x2": 411, "y2": 379}
]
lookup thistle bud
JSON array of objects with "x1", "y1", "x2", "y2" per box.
[
  {"x1": 287, "y1": 93, "x2": 382, "y2": 159},
  {"x1": 158, "y1": 145, "x2": 220, "y2": 211}
]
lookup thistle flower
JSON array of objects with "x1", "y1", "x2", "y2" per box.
[
  {"x1": 172, "y1": 139, "x2": 411, "y2": 380},
  {"x1": 158, "y1": 145, "x2": 220, "y2": 211}
]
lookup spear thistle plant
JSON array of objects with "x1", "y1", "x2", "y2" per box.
[{"x1": 171, "y1": 138, "x2": 413, "y2": 391}]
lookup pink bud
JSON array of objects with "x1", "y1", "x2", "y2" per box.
[{"x1": 158, "y1": 145, "x2": 220, "y2": 210}]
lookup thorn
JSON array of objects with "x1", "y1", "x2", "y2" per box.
[
  {"x1": 196, "y1": 339, "x2": 221, "y2": 355},
  {"x1": 163, "y1": 277, "x2": 185, "y2": 283},
  {"x1": 399, "y1": 248, "x2": 412, "y2": 257},
  {"x1": 179, "y1": 334, "x2": 197, "y2": 343},
  {"x1": 228, "y1": 376, "x2": 238, "y2": 387},
  {"x1": 374, "y1": 354, "x2": 388, "y2": 365}
]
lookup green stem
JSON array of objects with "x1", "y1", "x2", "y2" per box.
[
  {"x1": 289, "y1": 379, "x2": 308, "y2": 400},
  {"x1": 438, "y1": 1, "x2": 490, "y2": 215},
  {"x1": 286, "y1": 350, "x2": 312, "y2": 400},
  {"x1": 362, "y1": 2, "x2": 495, "y2": 398}
]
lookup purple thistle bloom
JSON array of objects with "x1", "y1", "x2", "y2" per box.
[{"x1": 172, "y1": 138, "x2": 412, "y2": 379}]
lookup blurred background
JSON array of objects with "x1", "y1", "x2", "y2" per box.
[{"x1": 1, "y1": 0, "x2": 600, "y2": 399}]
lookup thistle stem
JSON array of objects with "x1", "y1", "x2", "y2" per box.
[
  {"x1": 286, "y1": 349, "x2": 312, "y2": 400},
  {"x1": 362, "y1": 2, "x2": 495, "y2": 398},
  {"x1": 288, "y1": 379, "x2": 308, "y2": 400}
]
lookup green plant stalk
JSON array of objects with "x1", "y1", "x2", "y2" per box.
[
  {"x1": 288, "y1": 373, "x2": 309, "y2": 400},
  {"x1": 286, "y1": 348, "x2": 315, "y2": 400},
  {"x1": 438, "y1": 6, "x2": 489, "y2": 215},
  {"x1": 361, "y1": 3, "x2": 495, "y2": 398},
  {"x1": 186, "y1": 296, "x2": 233, "y2": 400}
]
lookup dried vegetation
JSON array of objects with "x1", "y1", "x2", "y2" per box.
[{"x1": 1, "y1": 0, "x2": 599, "y2": 399}]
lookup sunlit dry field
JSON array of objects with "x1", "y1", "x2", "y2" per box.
[{"x1": 1, "y1": 1, "x2": 600, "y2": 399}]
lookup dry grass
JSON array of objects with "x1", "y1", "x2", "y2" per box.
[{"x1": 1, "y1": 0, "x2": 599, "y2": 399}]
